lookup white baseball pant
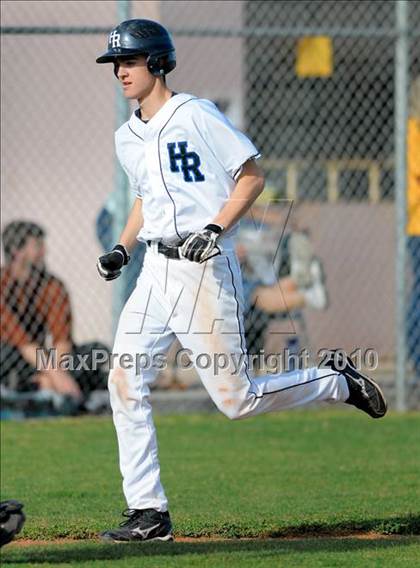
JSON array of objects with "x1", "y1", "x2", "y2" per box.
[{"x1": 108, "y1": 242, "x2": 349, "y2": 511}]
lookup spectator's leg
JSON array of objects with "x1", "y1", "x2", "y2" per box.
[
  {"x1": 0, "y1": 343, "x2": 39, "y2": 392},
  {"x1": 70, "y1": 342, "x2": 110, "y2": 397}
]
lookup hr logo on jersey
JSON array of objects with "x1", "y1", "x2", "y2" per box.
[
  {"x1": 167, "y1": 141, "x2": 205, "y2": 183},
  {"x1": 109, "y1": 31, "x2": 121, "y2": 48}
]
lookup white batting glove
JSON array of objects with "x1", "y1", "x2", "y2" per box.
[{"x1": 180, "y1": 224, "x2": 224, "y2": 263}]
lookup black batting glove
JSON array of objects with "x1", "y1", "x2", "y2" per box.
[
  {"x1": 97, "y1": 245, "x2": 130, "y2": 281},
  {"x1": 180, "y1": 224, "x2": 224, "y2": 263}
]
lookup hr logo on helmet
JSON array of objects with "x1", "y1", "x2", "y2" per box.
[
  {"x1": 109, "y1": 31, "x2": 121, "y2": 48},
  {"x1": 167, "y1": 141, "x2": 205, "y2": 183}
]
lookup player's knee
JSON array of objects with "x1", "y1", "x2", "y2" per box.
[
  {"x1": 108, "y1": 367, "x2": 130, "y2": 404},
  {"x1": 216, "y1": 398, "x2": 244, "y2": 420}
]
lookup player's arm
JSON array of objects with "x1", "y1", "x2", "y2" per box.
[
  {"x1": 118, "y1": 197, "x2": 144, "y2": 252},
  {"x1": 97, "y1": 198, "x2": 144, "y2": 281},
  {"x1": 180, "y1": 160, "x2": 264, "y2": 263},
  {"x1": 212, "y1": 159, "x2": 265, "y2": 232}
]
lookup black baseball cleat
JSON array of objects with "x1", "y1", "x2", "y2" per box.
[
  {"x1": 323, "y1": 350, "x2": 387, "y2": 418},
  {"x1": 100, "y1": 508, "x2": 173, "y2": 542}
]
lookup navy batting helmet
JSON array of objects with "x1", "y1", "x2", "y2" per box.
[{"x1": 96, "y1": 19, "x2": 176, "y2": 77}]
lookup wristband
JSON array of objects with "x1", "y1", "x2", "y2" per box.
[{"x1": 204, "y1": 224, "x2": 224, "y2": 235}]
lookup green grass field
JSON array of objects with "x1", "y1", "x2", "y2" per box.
[{"x1": 1, "y1": 410, "x2": 420, "y2": 566}]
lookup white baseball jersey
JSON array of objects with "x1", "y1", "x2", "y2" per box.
[
  {"x1": 115, "y1": 93, "x2": 260, "y2": 242},
  {"x1": 108, "y1": 92, "x2": 349, "y2": 512}
]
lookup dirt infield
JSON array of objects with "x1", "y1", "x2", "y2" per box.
[{"x1": 7, "y1": 532, "x2": 416, "y2": 548}]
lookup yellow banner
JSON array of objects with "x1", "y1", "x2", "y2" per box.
[{"x1": 296, "y1": 36, "x2": 333, "y2": 78}]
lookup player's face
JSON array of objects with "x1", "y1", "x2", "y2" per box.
[{"x1": 114, "y1": 56, "x2": 156, "y2": 100}]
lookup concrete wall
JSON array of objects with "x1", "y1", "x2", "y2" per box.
[{"x1": 295, "y1": 203, "x2": 394, "y2": 358}]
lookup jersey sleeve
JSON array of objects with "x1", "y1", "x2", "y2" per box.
[
  {"x1": 197, "y1": 100, "x2": 261, "y2": 179},
  {"x1": 121, "y1": 161, "x2": 143, "y2": 199},
  {"x1": 115, "y1": 130, "x2": 143, "y2": 198}
]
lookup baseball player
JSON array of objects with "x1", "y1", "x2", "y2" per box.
[{"x1": 96, "y1": 19, "x2": 387, "y2": 543}]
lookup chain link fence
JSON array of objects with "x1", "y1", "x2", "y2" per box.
[{"x1": 1, "y1": 0, "x2": 419, "y2": 415}]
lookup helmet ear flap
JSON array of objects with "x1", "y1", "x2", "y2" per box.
[
  {"x1": 146, "y1": 52, "x2": 176, "y2": 77},
  {"x1": 146, "y1": 54, "x2": 164, "y2": 77}
]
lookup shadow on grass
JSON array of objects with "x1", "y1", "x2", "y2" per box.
[
  {"x1": 2, "y1": 536, "x2": 419, "y2": 565},
  {"x1": 258, "y1": 513, "x2": 420, "y2": 539},
  {"x1": 177, "y1": 513, "x2": 420, "y2": 540}
]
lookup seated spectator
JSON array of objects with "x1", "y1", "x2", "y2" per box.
[
  {"x1": 243, "y1": 257, "x2": 327, "y2": 314},
  {"x1": 0, "y1": 221, "x2": 108, "y2": 413},
  {"x1": 237, "y1": 193, "x2": 329, "y2": 357}
]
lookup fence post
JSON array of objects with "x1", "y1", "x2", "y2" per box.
[
  {"x1": 112, "y1": 0, "x2": 132, "y2": 333},
  {"x1": 394, "y1": 0, "x2": 409, "y2": 411}
]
